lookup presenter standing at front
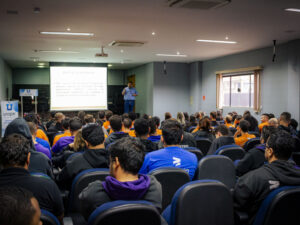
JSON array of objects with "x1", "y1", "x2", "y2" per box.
[{"x1": 122, "y1": 81, "x2": 138, "y2": 113}]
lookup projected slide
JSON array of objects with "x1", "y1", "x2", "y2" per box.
[{"x1": 50, "y1": 66, "x2": 107, "y2": 111}]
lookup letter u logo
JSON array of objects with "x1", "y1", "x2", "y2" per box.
[{"x1": 6, "y1": 104, "x2": 13, "y2": 110}]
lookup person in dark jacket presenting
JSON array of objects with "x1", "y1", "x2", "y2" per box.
[
  {"x1": 234, "y1": 130, "x2": 300, "y2": 224},
  {"x1": 56, "y1": 123, "x2": 109, "y2": 189}
]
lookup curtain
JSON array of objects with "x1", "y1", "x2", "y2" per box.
[
  {"x1": 253, "y1": 70, "x2": 261, "y2": 112},
  {"x1": 216, "y1": 74, "x2": 222, "y2": 109}
]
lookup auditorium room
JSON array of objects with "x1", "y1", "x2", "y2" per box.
[{"x1": 0, "y1": 0, "x2": 300, "y2": 225}]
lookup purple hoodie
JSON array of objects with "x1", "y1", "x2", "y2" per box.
[
  {"x1": 34, "y1": 143, "x2": 52, "y2": 159},
  {"x1": 51, "y1": 136, "x2": 74, "y2": 153},
  {"x1": 102, "y1": 174, "x2": 151, "y2": 200}
]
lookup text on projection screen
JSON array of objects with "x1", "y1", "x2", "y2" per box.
[{"x1": 50, "y1": 67, "x2": 107, "y2": 111}]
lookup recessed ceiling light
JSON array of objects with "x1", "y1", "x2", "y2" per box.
[
  {"x1": 37, "y1": 65, "x2": 45, "y2": 68},
  {"x1": 152, "y1": 32, "x2": 156, "y2": 36},
  {"x1": 196, "y1": 39, "x2": 237, "y2": 44},
  {"x1": 38, "y1": 63, "x2": 46, "y2": 66},
  {"x1": 39, "y1": 31, "x2": 94, "y2": 36},
  {"x1": 108, "y1": 64, "x2": 112, "y2": 67},
  {"x1": 285, "y1": 8, "x2": 300, "y2": 13},
  {"x1": 225, "y1": 36, "x2": 229, "y2": 40},
  {"x1": 176, "y1": 51, "x2": 180, "y2": 55},
  {"x1": 58, "y1": 47, "x2": 62, "y2": 51},
  {"x1": 36, "y1": 50, "x2": 79, "y2": 53},
  {"x1": 67, "y1": 27, "x2": 71, "y2": 31},
  {"x1": 156, "y1": 53, "x2": 187, "y2": 57},
  {"x1": 120, "y1": 49, "x2": 124, "y2": 53}
]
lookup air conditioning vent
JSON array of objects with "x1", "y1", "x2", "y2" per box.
[
  {"x1": 167, "y1": 0, "x2": 231, "y2": 9},
  {"x1": 109, "y1": 41, "x2": 145, "y2": 47}
]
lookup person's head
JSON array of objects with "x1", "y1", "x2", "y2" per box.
[
  {"x1": 128, "y1": 112, "x2": 137, "y2": 121},
  {"x1": 238, "y1": 120, "x2": 250, "y2": 133},
  {"x1": 142, "y1": 114, "x2": 149, "y2": 120},
  {"x1": 290, "y1": 119, "x2": 298, "y2": 131},
  {"x1": 265, "y1": 130, "x2": 294, "y2": 162},
  {"x1": 73, "y1": 129, "x2": 86, "y2": 151},
  {"x1": 165, "y1": 112, "x2": 172, "y2": 120},
  {"x1": 215, "y1": 125, "x2": 229, "y2": 138},
  {"x1": 82, "y1": 123, "x2": 104, "y2": 148},
  {"x1": 268, "y1": 113, "x2": 275, "y2": 119},
  {"x1": 235, "y1": 115, "x2": 242, "y2": 122},
  {"x1": 50, "y1": 111, "x2": 56, "y2": 120},
  {"x1": 269, "y1": 118, "x2": 279, "y2": 128},
  {"x1": 183, "y1": 112, "x2": 189, "y2": 121},
  {"x1": 109, "y1": 115, "x2": 123, "y2": 132},
  {"x1": 27, "y1": 122, "x2": 37, "y2": 138},
  {"x1": 24, "y1": 114, "x2": 39, "y2": 125},
  {"x1": 84, "y1": 114, "x2": 95, "y2": 124},
  {"x1": 243, "y1": 110, "x2": 251, "y2": 118},
  {"x1": 148, "y1": 118, "x2": 157, "y2": 135},
  {"x1": 199, "y1": 117, "x2": 211, "y2": 132},
  {"x1": 261, "y1": 126, "x2": 278, "y2": 144},
  {"x1": 0, "y1": 134, "x2": 31, "y2": 169},
  {"x1": 123, "y1": 118, "x2": 132, "y2": 130},
  {"x1": 61, "y1": 117, "x2": 70, "y2": 130},
  {"x1": 134, "y1": 118, "x2": 150, "y2": 138},
  {"x1": 153, "y1": 116, "x2": 160, "y2": 128},
  {"x1": 0, "y1": 187, "x2": 42, "y2": 225},
  {"x1": 161, "y1": 120, "x2": 183, "y2": 146},
  {"x1": 190, "y1": 115, "x2": 196, "y2": 124},
  {"x1": 109, "y1": 137, "x2": 145, "y2": 178},
  {"x1": 105, "y1": 110, "x2": 113, "y2": 121},
  {"x1": 199, "y1": 111, "x2": 205, "y2": 120},
  {"x1": 55, "y1": 112, "x2": 65, "y2": 123},
  {"x1": 69, "y1": 117, "x2": 82, "y2": 134},
  {"x1": 225, "y1": 115, "x2": 232, "y2": 124},
  {"x1": 98, "y1": 111, "x2": 106, "y2": 120},
  {"x1": 127, "y1": 81, "x2": 133, "y2": 88},
  {"x1": 78, "y1": 111, "x2": 86, "y2": 124},
  {"x1": 177, "y1": 112, "x2": 185, "y2": 124},
  {"x1": 261, "y1": 113, "x2": 270, "y2": 123},
  {"x1": 122, "y1": 113, "x2": 129, "y2": 121},
  {"x1": 279, "y1": 112, "x2": 291, "y2": 127},
  {"x1": 210, "y1": 111, "x2": 217, "y2": 120}
]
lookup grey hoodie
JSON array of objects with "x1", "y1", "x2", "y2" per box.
[{"x1": 4, "y1": 118, "x2": 53, "y2": 177}]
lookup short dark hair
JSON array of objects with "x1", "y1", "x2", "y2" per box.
[
  {"x1": 109, "y1": 137, "x2": 145, "y2": 175},
  {"x1": 0, "y1": 187, "x2": 36, "y2": 225},
  {"x1": 162, "y1": 120, "x2": 183, "y2": 145},
  {"x1": 50, "y1": 111, "x2": 56, "y2": 118},
  {"x1": 98, "y1": 111, "x2": 106, "y2": 119},
  {"x1": 210, "y1": 111, "x2": 217, "y2": 119},
  {"x1": 134, "y1": 119, "x2": 149, "y2": 137},
  {"x1": 109, "y1": 115, "x2": 122, "y2": 131},
  {"x1": 62, "y1": 117, "x2": 70, "y2": 130},
  {"x1": 280, "y1": 112, "x2": 291, "y2": 123},
  {"x1": 24, "y1": 113, "x2": 38, "y2": 125},
  {"x1": 239, "y1": 120, "x2": 250, "y2": 132},
  {"x1": 215, "y1": 125, "x2": 229, "y2": 136},
  {"x1": 199, "y1": 117, "x2": 211, "y2": 132},
  {"x1": 267, "y1": 130, "x2": 294, "y2": 160},
  {"x1": 262, "y1": 113, "x2": 270, "y2": 119},
  {"x1": 0, "y1": 134, "x2": 30, "y2": 167},
  {"x1": 128, "y1": 112, "x2": 137, "y2": 121},
  {"x1": 261, "y1": 126, "x2": 278, "y2": 143},
  {"x1": 153, "y1": 116, "x2": 160, "y2": 127},
  {"x1": 82, "y1": 123, "x2": 104, "y2": 146},
  {"x1": 290, "y1": 119, "x2": 298, "y2": 130},
  {"x1": 142, "y1": 114, "x2": 149, "y2": 120},
  {"x1": 69, "y1": 117, "x2": 82, "y2": 132},
  {"x1": 122, "y1": 113, "x2": 129, "y2": 121},
  {"x1": 105, "y1": 110, "x2": 113, "y2": 120},
  {"x1": 268, "y1": 113, "x2": 275, "y2": 119},
  {"x1": 148, "y1": 118, "x2": 157, "y2": 135},
  {"x1": 84, "y1": 114, "x2": 94, "y2": 124},
  {"x1": 225, "y1": 115, "x2": 232, "y2": 123},
  {"x1": 123, "y1": 118, "x2": 132, "y2": 129}
]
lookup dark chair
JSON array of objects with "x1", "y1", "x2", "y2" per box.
[
  {"x1": 162, "y1": 180, "x2": 234, "y2": 225},
  {"x1": 66, "y1": 152, "x2": 84, "y2": 162},
  {"x1": 249, "y1": 131, "x2": 260, "y2": 137},
  {"x1": 253, "y1": 186, "x2": 300, "y2": 225},
  {"x1": 292, "y1": 152, "x2": 300, "y2": 166},
  {"x1": 293, "y1": 137, "x2": 300, "y2": 152},
  {"x1": 68, "y1": 168, "x2": 110, "y2": 214},
  {"x1": 243, "y1": 137, "x2": 261, "y2": 151},
  {"x1": 195, "y1": 138, "x2": 212, "y2": 155},
  {"x1": 149, "y1": 167, "x2": 190, "y2": 211},
  {"x1": 183, "y1": 147, "x2": 204, "y2": 161},
  {"x1": 30, "y1": 172, "x2": 51, "y2": 179},
  {"x1": 87, "y1": 200, "x2": 161, "y2": 225},
  {"x1": 195, "y1": 155, "x2": 236, "y2": 191},
  {"x1": 41, "y1": 209, "x2": 60, "y2": 225},
  {"x1": 215, "y1": 144, "x2": 246, "y2": 161}
]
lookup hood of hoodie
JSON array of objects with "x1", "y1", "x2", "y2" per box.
[
  {"x1": 108, "y1": 132, "x2": 129, "y2": 142},
  {"x1": 264, "y1": 160, "x2": 300, "y2": 185},
  {"x1": 83, "y1": 148, "x2": 108, "y2": 168},
  {"x1": 4, "y1": 118, "x2": 34, "y2": 149},
  {"x1": 139, "y1": 138, "x2": 158, "y2": 152},
  {"x1": 102, "y1": 174, "x2": 151, "y2": 200}
]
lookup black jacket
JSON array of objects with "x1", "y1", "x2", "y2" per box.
[
  {"x1": 207, "y1": 136, "x2": 235, "y2": 155},
  {"x1": 234, "y1": 160, "x2": 300, "y2": 224},
  {"x1": 192, "y1": 130, "x2": 215, "y2": 142},
  {"x1": 138, "y1": 138, "x2": 158, "y2": 153},
  {"x1": 4, "y1": 118, "x2": 53, "y2": 177},
  {"x1": 56, "y1": 148, "x2": 109, "y2": 189},
  {"x1": 235, "y1": 144, "x2": 266, "y2": 177},
  {"x1": 158, "y1": 131, "x2": 196, "y2": 149},
  {"x1": 104, "y1": 132, "x2": 129, "y2": 147}
]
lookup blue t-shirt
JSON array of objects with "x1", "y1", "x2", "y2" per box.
[
  {"x1": 139, "y1": 146, "x2": 198, "y2": 180},
  {"x1": 36, "y1": 137, "x2": 51, "y2": 151},
  {"x1": 124, "y1": 87, "x2": 138, "y2": 100}
]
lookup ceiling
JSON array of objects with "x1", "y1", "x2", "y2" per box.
[{"x1": 0, "y1": 0, "x2": 300, "y2": 69}]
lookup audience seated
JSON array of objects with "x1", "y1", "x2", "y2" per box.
[
  {"x1": 177, "y1": 112, "x2": 185, "y2": 125},
  {"x1": 235, "y1": 126, "x2": 278, "y2": 177},
  {"x1": 234, "y1": 115, "x2": 242, "y2": 128},
  {"x1": 24, "y1": 113, "x2": 49, "y2": 143},
  {"x1": 51, "y1": 117, "x2": 82, "y2": 154},
  {"x1": 0, "y1": 134, "x2": 64, "y2": 223},
  {"x1": 161, "y1": 112, "x2": 172, "y2": 128},
  {"x1": 104, "y1": 115, "x2": 129, "y2": 147},
  {"x1": 0, "y1": 187, "x2": 42, "y2": 225},
  {"x1": 192, "y1": 117, "x2": 215, "y2": 142},
  {"x1": 84, "y1": 114, "x2": 95, "y2": 124},
  {"x1": 225, "y1": 115, "x2": 234, "y2": 128},
  {"x1": 207, "y1": 125, "x2": 235, "y2": 155},
  {"x1": 243, "y1": 111, "x2": 259, "y2": 132},
  {"x1": 148, "y1": 118, "x2": 162, "y2": 142},
  {"x1": 97, "y1": 110, "x2": 106, "y2": 126},
  {"x1": 103, "y1": 110, "x2": 113, "y2": 130},
  {"x1": 27, "y1": 122, "x2": 51, "y2": 159},
  {"x1": 153, "y1": 116, "x2": 162, "y2": 135},
  {"x1": 52, "y1": 117, "x2": 71, "y2": 146},
  {"x1": 234, "y1": 120, "x2": 256, "y2": 147},
  {"x1": 210, "y1": 111, "x2": 218, "y2": 127},
  {"x1": 46, "y1": 111, "x2": 56, "y2": 130},
  {"x1": 269, "y1": 117, "x2": 279, "y2": 128},
  {"x1": 79, "y1": 137, "x2": 162, "y2": 220},
  {"x1": 184, "y1": 115, "x2": 197, "y2": 132},
  {"x1": 4, "y1": 118, "x2": 52, "y2": 176},
  {"x1": 56, "y1": 123, "x2": 108, "y2": 189},
  {"x1": 233, "y1": 130, "x2": 300, "y2": 224},
  {"x1": 128, "y1": 112, "x2": 137, "y2": 125},
  {"x1": 278, "y1": 112, "x2": 298, "y2": 136},
  {"x1": 258, "y1": 113, "x2": 270, "y2": 133},
  {"x1": 134, "y1": 118, "x2": 158, "y2": 153},
  {"x1": 140, "y1": 120, "x2": 197, "y2": 180},
  {"x1": 123, "y1": 118, "x2": 134, "y2": 136},
  {"x1": 48, "y1": 112, "x2": 65, "y2": 133}
]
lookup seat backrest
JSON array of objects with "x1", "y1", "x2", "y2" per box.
[
  {"x1": 253, "y1": 186, "x2": 300, "y2": 225},
  {"x1": 292, "y1": 152, "x2": 300, "y2": 166},
  {"x1": 149, "y1": 167, "x2": 190, "y2": 210},
  {"x1": 215, "y1": 145, "x2": 246, "y2": 161},
  {"x1": 30, "y1": 172, "x2": 51, "y2": 180},
  {"x1": 68, "y1": 168, "x2": 110, "y2": 213},
  {"x1": 195, "y1": 138, "x2": 212, "y2": 155},
  {"x1": 164, "y1": 180, "x2": 234, "y2": 225},
  {"x1": 41, "y1": 209, "x2": 60, "y2": 225},
  {"x1": 196, "y1": 155, "x2": 236, "y2": 190},
  {"x1": 293, "y1": 137, "x2": 300, "y2": 152},
  {"x1": 243, "y1": 137, "x2": 261, "y2": 151},
  {"x1": 183, "y1": 147, "x2": 204, "y2": 161},
  {"x1": 88, "y1": 200, "x2": 161, "y2": 225}
]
